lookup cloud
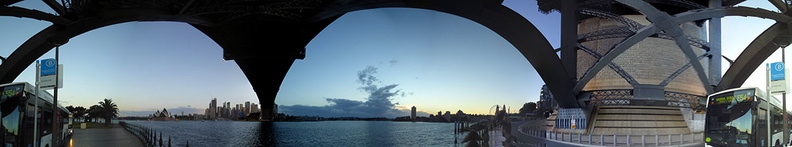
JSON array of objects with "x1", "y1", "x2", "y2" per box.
[{"x1": 279, "y1": 66, "x2": 422, "y2": 118}]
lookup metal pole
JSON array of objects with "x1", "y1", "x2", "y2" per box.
[
  {"x1": 34, "y1": 61, "x2": 39, "y2": 146},
  {"x1": 52, "y1": 45, "x2": 59, "y2": 147},
  {"x1": 781, "y1": 46, "x2": 789, "y2": 144}
]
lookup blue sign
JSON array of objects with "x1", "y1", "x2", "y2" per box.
[{"x1": 40, "y1": 58, "x2": 56, "y2": 76}]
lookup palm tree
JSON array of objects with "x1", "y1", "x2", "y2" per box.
[{"x1": 98, "y1": 98, "x2": 119, "y2": 126}]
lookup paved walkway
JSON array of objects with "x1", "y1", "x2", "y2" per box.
[{"x1": 67, "y1": 124, "x2": 144, "y2": 147}]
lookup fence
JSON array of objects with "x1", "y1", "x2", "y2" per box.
[
  {"x1": 120, "y1": 121, "x2": 190, "y2": 147},
  {"x1": 518, "y1": 126, "x2": 703, "y2": 146}
]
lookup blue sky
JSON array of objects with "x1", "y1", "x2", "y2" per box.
[{"x1": 0, "y1": 1, "x2": 785, "y2": 117}]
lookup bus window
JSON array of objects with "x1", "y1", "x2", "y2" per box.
[
  {"x1": 758, "y1": 108, "x2": 767, "y2": 147},
  {"x1": 0, "y1": 84, "x2": 23, "y2": 146},
  {"x1": 706, "y1": 89, "x2": 754, "y2": 146}
]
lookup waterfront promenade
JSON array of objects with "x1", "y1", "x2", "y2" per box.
[{"x1": 68, "y1": 124, "x2": 144, "y2": 147}]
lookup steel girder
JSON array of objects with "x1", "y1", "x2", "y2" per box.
[
  {"x1": 0, "y1": 6, "x2": 71, "y2": 25},
  {"x1": 578, "y1": 44, "x2": 639, "y2": 85},
  {"x1": 0, "y1": 0, "x2": 578, "y2": 108},
  {"x1": 574, "y1": 4, "x2": 792, "y2": 95},
  {"x1": 660, "y1": 53, "x2": 710, "y2": 86},
  {"x1": 717, "y1": 23, "x2": 788, "y2": 91},
  {"x1": 616, "y1": 0, "x2": 713, "y2": 94}
]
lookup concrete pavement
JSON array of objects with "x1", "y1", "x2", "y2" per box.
[{"x1": 67, "y1": 124, "x2": 144, "y2": 147}]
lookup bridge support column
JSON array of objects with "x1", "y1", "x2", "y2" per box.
[{"x1": 234, "y1": 56, "x2": 297, "y2": 121}]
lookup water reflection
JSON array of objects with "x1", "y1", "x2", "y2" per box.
[{"x1": 128, "y1": 121, "x2": 467, "y2": 146}]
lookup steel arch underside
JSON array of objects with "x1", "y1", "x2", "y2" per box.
[
  {"x1": 576, "y1": 1, "x2": 792, "y2": 97},
  {"x1": 0, "y1": 0, "x2": 581, "y2": 107}
]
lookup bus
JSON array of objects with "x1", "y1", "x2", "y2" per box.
[
  {"x1": 0, "y1": 82, "x2": 71, "y2": 147},
  {"x1": 704, "y1": 87, "x2": 792, "y2": 147}
]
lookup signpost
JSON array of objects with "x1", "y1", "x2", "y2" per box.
[
  {"x1": 768, "y1": 61, "x2": 789, "y2": 145},
  {"x1": 39, "y1": 58, "x2": 62, "y2": 90},
  {"x1": 770, "y1": 62, "x2": 787, "y2": 94},
  {"x1": 35, "y1": 57, "x2": 63, "y2": 147}
]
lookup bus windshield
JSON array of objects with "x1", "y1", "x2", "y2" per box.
[
  {"x1": 706, "y1": 89, "x2": 755, "y2": 147},
  {"x1": 0, "y1": 84, "x2": 24, "y2": 146}
]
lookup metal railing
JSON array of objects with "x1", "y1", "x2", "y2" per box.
[
  {"x1": 518, "y1": 126, "x2": 703, "y2": 146},
  {"x1": 120, "y1": 121, "x2": 190, "y2": 147}
]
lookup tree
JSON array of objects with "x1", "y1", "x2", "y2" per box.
[
  {"x1": 98, "y1": 98, "x2": 119, "y2": 126},
  {"x1": 86, "y1": 105, "x2": 101, "y2": 122},
  {"x1": 66, "y1": 105, "x2": 87, "y2": 122},
  {"x1": 519, "y1": 102, "x2": 537, "y2": 115}
]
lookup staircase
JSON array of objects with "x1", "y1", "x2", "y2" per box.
[{"x1": 589, "y1": 106, "x2": 690, "y2": 135}]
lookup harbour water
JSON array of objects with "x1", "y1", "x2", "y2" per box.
[{"x1": 124, "y1": 120, "x2": 469, "y2": 147}]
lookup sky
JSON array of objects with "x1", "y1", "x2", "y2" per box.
[{"x1": 0, "y1": 1, "x2": 784, "y2": 118}]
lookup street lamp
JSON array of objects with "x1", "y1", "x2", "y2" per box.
[
  {"x1": 46, "y1": 35, "x2": 68, "y2": 147},
  {"x1": 774, "y1": 34, "x2": 791, "y2": 145}
]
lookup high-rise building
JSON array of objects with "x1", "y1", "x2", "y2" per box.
[
  {"x1": 411, "y1": 106, "x2": 416, "y2": 120},
  {"x1": 251, "y1": 103, "x2": 259, "y2": 113},
  {"x1": 245, "y1": 101, "x2": 251, "y2": 116},
  {"x1": 209, "y1": 98, "x2": 217, "y2": 119},
  {"x1": 224, "y1": 102, "x2": 231, "y2": 118},
  {"x1": 204, "y1": 108, "x2": 209, "y2": 119},
  {"x1": 236, "y1": 104, "x2": 242, "y2": 117}
]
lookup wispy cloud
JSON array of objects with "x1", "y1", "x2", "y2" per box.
[{"x1": 279, "y1": 65, "x2": 427, "y2": 118}]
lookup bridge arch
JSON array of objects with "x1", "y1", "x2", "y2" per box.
[
  {"x1": 308, "y1": 0, "x2": 578, "y2": 107},
  {"x1": 0, "y1": 8, "x2": 213, "y2": 84},
  {"x1": 575, "y1": 0, "x2": 792, "y2": 95},
  {"x1": 0, "y1": 0, "x2": 581, "y2": 112}
]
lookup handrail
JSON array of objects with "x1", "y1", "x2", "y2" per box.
[
  {"x1": 120, "y1": 121, "x2": 190, "y2": 147},
  {"x1": 517, "y1": 126, "x2": 703, "y2": 146}
]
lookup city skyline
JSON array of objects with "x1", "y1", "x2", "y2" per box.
[{"x1": 0, "y1": 1, "x2": 788, "y2": 118}]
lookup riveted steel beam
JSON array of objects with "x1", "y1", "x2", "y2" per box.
[
  {"x1": 575, "y1": 25, "x2": 658, "y2": 94},
  {"x1": 578, "y1": 44, "x2": 639, "y2": 85},
  {"x1": 616, "y1": 0, "x2": 713, "y2": 94},
  {"x1": 0, "y1": 6, "x2": 71, "y2": 25},
  {"x1": 660, "y1": 53, "x2": 710, "y2": 86}
]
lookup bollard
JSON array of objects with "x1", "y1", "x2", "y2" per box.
[
  {"x1": 159, "y1": 132, "x2": 163, "y2": 147},
  {"x1": 187, "y1": 140, "x2": 189, "y2": 147},
  {"x1": 168, "y1": 136, "x2": 171, "y2": 147}
]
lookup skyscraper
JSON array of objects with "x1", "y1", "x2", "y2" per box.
[
  {"x1": 209, "y1": 98, "x2": 217, "y2": 120},
  {"x1": 251, "y1": 103, "x2": 259, "y2": 113},
  {"x1": 245, "y1": 101, "x2": 251, "y2": 116},
  {"x1": 411, "y1": 106, "x2": 416, "y2": 120},
  {"x1": 224, "y1": 102, "x2": 231, "y2": 118}
]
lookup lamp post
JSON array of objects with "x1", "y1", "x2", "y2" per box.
[
  {"x1": 774, "y1": 34, "x2": 790, "y2": 145},
  {"x1": 47, "y1": 36, "x2": 67, "y2": 147}
]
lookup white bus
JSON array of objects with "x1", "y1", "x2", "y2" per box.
[
  {"x1": 704, "y1": 87, "x2": 792, "y2": 147},
  {"x1": 0, "y1": 82, "x2": 71, "y2": 147}
]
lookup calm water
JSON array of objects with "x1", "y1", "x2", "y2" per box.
[{"x1": 125, "y1": 121, "x2": 469, "y2": 147}]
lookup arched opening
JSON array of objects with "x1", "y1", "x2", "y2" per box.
[
  {"x1": 0, "y1": 1, "x2": 569, "y2": 146},
  {"x1": 278, "y1": 7, "x2": 545, "y2": 118}
]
